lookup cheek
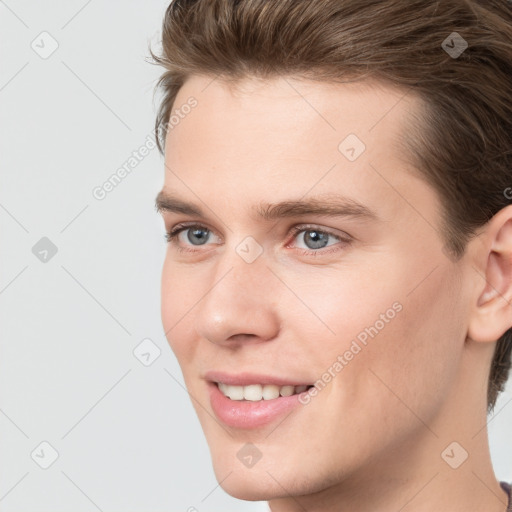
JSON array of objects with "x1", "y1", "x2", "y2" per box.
[
  {"x1": 295, "y1": 261, "x2": 464, "y2": 417},
  {"x1": 160, "y1": 259, "x2": 199, "y2": 361},
  {"x1": 339, "y1": 266, "x2": 465, "y2": 428},
  {"x1": 288, "y1": 264, "x2": 403, "y2": 354}
]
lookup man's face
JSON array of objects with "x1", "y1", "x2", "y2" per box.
[{"x1": 158, "y1": 75, "x2": 470, "y2": 500}]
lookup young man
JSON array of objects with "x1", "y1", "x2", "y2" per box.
[{"x1": 152, "y1": 1, "x2": 512, "y2": 510}]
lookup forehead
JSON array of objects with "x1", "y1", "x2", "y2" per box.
[
  {"x1": 166, "y1": 74, "x2": 416, "y2": 168},
  {"x1": 162, "y1": 74, "x2": 437, "y2": 227},
  {"x1": 172, "y1": 73, "x2": 416, "y2": 128}
]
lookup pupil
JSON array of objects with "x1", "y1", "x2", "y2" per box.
[
  {"x1": 188, "y1": 227, "x2": 209, "y2": 245},
  {"x1": 304, "y1": 230, "x2": 328, "y2": 249}
]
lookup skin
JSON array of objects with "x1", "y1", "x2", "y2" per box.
[{"x1": 157, "y1": 74, "x2": 512, "y2": 512}]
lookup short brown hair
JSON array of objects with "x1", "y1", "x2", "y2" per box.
[{"x1": 150, "y1": 0, "x2": 512, "y2": 412}]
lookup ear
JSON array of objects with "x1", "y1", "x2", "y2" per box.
[{"x1": 468, "y1": 205, "x2": 512, "y2": 343}]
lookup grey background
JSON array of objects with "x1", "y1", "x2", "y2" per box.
[{"x1": 0, "y1": 1, "x2": 510, "y2": 511}]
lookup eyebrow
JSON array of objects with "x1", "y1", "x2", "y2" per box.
[{"x1": 155, "y1": 191, "x2": 378, "y2": 222}]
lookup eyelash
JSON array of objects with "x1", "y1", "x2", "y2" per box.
[{"x1": 164, "y1": 222, "x2": 351, "y2": 257}]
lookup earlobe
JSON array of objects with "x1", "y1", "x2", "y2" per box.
[{"x1": 468, "y1": 207, "x2": 512, "y2": 344}]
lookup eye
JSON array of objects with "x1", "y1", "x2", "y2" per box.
[
  {"x1": 165, "y1": 223, "x2": 351, "y2": 256},
  {"x1": 288, "y1": 225, "x2": 350, "y2": 255},
  {"x1": 165, "y1": 223, "x2": 220, "y2": 250}
]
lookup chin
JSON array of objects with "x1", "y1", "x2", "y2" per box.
[
  {"x1": 220, "y1": 477, "x2": 274, "y2": 502},
  {"x1": 215, "y1": 467, "x2": 299, "y2": 502},
  {"x1": 207, "y1": 449, "x2": 277, "y2": 500},
  {"x1": 210, "y1": 452, "x2": 323, "y2": 502}
]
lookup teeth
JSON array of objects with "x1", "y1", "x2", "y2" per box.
[
  {"x1": 217, "y1": 382, "x2": 310, "y2": 401},
  {"x1": 262, "y1": 384, "x2": 280, "y2": 400},
  {"x1": 226, "y1": 383, "x2": 244, "y2": 400},
  {"x1": 280, "y1": 385, "x2": 294, "y2": 397},
  {"x1": 244, "y1": 384, "x2": 263, "y2": 401}
]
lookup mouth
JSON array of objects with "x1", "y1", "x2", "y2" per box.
[
  {"x1": 215, "y1": 381, "x2": 314, "y2": 401},
  {"x1": 205, "y1": 372, "x2": 316, "y2": 429}
]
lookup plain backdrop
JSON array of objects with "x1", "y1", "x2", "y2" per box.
[{"x1": 0, "y1": 1, "x2": 510, "y2": 511}]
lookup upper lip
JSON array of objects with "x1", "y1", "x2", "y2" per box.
[{"x1": 204, "y1": 370, "x2": 312, "y2": 387}]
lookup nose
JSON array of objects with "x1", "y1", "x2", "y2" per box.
[{"x1": 193, "y1": 249, "x2": 281, "y2": 347}]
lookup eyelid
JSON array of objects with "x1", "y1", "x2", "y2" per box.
[
  {"x1": 287, "y1": 224, "x2": 352, "y2": 243},
  {"x1": 166, "y1": 221, "x2": 222, "y2": 244}
]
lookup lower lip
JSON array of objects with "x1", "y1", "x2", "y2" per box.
[{"x1": 208, "y1": 382, "x2": 307, "y2": 429}]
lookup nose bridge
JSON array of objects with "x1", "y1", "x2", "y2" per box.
[{"x1": 194, "y1": 241, "x2": 280, "y2": 344}]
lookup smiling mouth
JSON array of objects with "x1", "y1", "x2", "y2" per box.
[{"x1": 216, "y1": 382, "x2": 314, "y2": 401}]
